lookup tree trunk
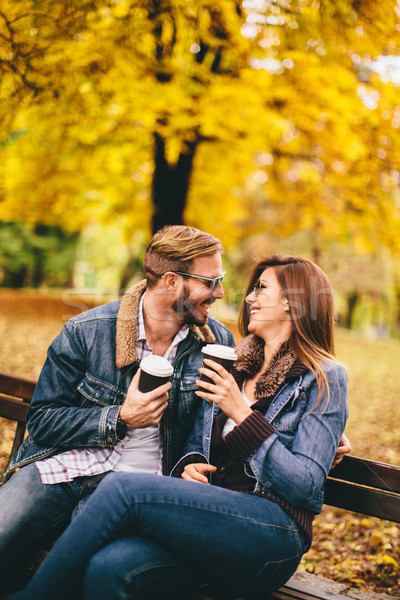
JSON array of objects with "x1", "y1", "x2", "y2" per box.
[
  {"x1": 311, "y1": 246, "x2": 321, "y2": 264},
  {"x1": 119, "y1": 131, "x2": 199, "y2": 291},
  {"x1": 151, "y1": 131, "x2": 199, "y2": 234},
  {"x1": 345, "y1": 291, "x2": 359, "y2": 329}
]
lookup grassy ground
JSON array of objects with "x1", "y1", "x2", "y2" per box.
[
  {"x1": 301, "y1": 329, "x2": 400, "y2": 593},
  {"x1": 0, "y1": 290, "x2": 399, "y2": 594}
]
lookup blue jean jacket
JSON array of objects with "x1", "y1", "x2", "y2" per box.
[
  {"x1": 6, "y1": 281, "x2": 235, "y2": 478},
  {"x1": 175, "y1": 362, "x2": 348, "y2": 513}
]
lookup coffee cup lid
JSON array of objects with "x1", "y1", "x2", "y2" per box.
[
  {"x1": 140, "y1": 355, "x2": 174, "y2": 377},
  {"x1": 201, "y1": 344, "x2": 237, "y2": 361}
]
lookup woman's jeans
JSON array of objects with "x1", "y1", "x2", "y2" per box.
[{"x1": 13, "y1": 473, "x2": 307, "y2": 600}]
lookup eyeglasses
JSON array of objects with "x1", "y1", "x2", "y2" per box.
[
  {"x1": 252, "y1": 277, "x2": 281, "y2": 296},
  {"x1": 253, "y1": 277, "x2": 266, "y2": 296},
  {"x1": 172, "y1": 270, "x2": 226, "y2": 292}
]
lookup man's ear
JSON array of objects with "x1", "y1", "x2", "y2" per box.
[{"x1": 162, "y1": 272, "x2": 179, "y2": 291}]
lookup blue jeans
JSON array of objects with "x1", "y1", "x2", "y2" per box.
[
  {"x1": 12, "y1": 473, "x2": 307, "y2": 600},
  {"x1": 0, "y1": 463, "x2": 106, "y2": 570}
]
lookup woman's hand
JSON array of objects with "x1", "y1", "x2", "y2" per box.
[
  {"x1": 196, "y1": 359, "x2": 252, "y2": 425},
  {"x1": 331, "y1": 433, "x2": 352, "y2": 468},
  {"x1": 181, "y1": 463, "x2": 217, "y2": 484}
]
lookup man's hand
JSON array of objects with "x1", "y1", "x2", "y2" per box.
[
  {"x1": 331, "y1": 433, "x2": 352, "y2": 468},
  {"x1": 181, "y1": 463, "x2": 218, "y2": 484},
  {"x1": 119, "y1": 369, "x2": 171, "y2": 429}
]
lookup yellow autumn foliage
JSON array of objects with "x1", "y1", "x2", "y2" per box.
[{"x1": 0, "y1": 0, "x2": 399, "y2": 254}]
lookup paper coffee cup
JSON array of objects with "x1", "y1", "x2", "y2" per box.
[
  {"x1": 138, "y1": 355, "x2": 174, "y2": 393},
  {"x1": 200, "y1": 344, "x2": 238, "y2": 385}
]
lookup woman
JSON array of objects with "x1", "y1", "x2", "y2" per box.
[{"x1": 13, "y1": 255, "x2": 348, "y2": 600}]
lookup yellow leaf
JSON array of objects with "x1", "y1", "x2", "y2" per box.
[
  {"x1": 360, "y1": 518, "x2": 373, "y2": 528},
  {"x1": 370, "y1": 531, "x2": 385, "y2": 547},
  {"x1": 378, "y1": 554, "x2": 399, "y2": 568}
]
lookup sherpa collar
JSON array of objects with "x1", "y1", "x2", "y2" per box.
[
  {"x1": 116, "y1": 279, "x2": 216, "y2": 368},
  {"x1": 233, "y1": 334, "x2": 297, "y2": 400}
]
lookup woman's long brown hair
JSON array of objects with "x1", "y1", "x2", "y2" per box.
[{"x1": 238, "y1": 255, "x2": 339, "y2": 408}]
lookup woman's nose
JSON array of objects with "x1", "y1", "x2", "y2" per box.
[{"x1": 246, "y1": 291, "x2": 255, "y2": 304}]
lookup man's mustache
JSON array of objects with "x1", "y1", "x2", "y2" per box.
[{"x1": 176, "y1": 296, "x2": 216, "y2": 311}]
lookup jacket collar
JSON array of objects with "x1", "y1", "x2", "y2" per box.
[
  {"x1": 116, "y1": 280, "x2": 216, "y2": 368},
  {"x1": 232, "y1": 334, "x2": 306, "y2": 401}
]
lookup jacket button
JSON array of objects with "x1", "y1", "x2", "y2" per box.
[{"x1": 107, "y1": 436, "x2": 113, "y2": 443}]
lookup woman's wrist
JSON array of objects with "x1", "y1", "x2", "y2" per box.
[{"x1": 232, "y1": 405, "x2": 253, "y2": 425}]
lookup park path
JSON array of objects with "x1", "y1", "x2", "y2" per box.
[{"x1": 0, "y1": 289, "x2": 97, "y2": 378}]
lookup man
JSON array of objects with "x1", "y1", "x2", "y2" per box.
[{"x1": 0, "y1": 225, "x2": 234, "y2": 580}]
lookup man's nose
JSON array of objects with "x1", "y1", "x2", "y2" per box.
[{"x1": 212, "y1": 282, "x2": 224, "y2": 300}]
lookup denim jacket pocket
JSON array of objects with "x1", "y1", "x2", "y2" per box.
[
  {"x1": 273, "y1": 390, "x2": 308, "y2": 432},
  {"x1": 77, "y1": 373, "x2": 126, "y2": 407},
  {"x1": 178, "y1": 373, "x2": 200, "y2": 414}
]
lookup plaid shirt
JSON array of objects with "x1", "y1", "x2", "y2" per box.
[{"x1": 36, "y1": 295, "x2": 189, "y2": 484}]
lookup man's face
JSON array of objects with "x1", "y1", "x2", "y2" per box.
[{"x1": 173, "y1": 253, "x2": 224, "y2": 326}]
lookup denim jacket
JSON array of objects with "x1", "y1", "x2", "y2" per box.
[
  {"x1": 173, "y1": 361, "x2": 348, "y2": 513},
  {"x1": 6, "y1": 280, "x2": 235, "y2": 478}
]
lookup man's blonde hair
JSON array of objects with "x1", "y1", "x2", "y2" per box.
[{"x1": 143, "y1": 226, "x2": 223, "y2": 288}]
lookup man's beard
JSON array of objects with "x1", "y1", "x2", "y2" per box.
[{"x1": 172, "y1": 284, "x2": 214, "y2": 326}]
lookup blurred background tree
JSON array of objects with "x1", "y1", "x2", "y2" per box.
[
  {"x1": 0, "y1": 222, "x2": 78, "y2": 287},
  {"x1": 0, "y1": 0, "x2": 400, "y2": 333}
]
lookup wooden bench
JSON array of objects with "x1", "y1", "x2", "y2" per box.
[
  {"x1": 1, "y1": 372, "x2": 399, "y2": 600},
  {"x1": 0, "y1": 372, "x2": 35, "y2": 484}
]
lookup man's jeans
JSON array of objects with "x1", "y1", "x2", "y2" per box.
[
  {"x1": 13, "y1": 473, "x2": 307, "y2": 600},
  {"x1": 0, "y1": 463, "x2": 106, "y2": 569}
]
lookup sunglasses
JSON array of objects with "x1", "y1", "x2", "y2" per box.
[
  {"x1": 252, "y1": 277, "x2": 267, "y2": 296},
  {"x1": 173, "y1": 270, "x2": 226, "y2": 292}
]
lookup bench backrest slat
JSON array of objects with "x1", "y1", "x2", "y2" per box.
[
  {"x1": 0, "y1": 396, "x2": 30, "y2": 422},
  {"x1": 0, "y1": 373, "x2": 36, "y2": 483},
  {"x1": 330, "y1": 455, "x2": 400, "y2": 493},
  {"x1": 324, "y1": 478, "x2": 400, "y2": 523},
  {"x1": 0, "y1": 372, "x2": 36, "y2": 402}
]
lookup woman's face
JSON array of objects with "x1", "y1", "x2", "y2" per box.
[{"x1": 245, "y1": 267, "x2": 290, "y2": 339}]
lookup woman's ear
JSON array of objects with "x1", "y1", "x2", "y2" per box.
[{"x1": 283, "y1": 298, "x2": 290, "y2": 312}]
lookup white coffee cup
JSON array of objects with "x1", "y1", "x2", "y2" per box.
[
  {"x1": 138, "y1": 355, "x2": 174, "y2": 392},
  {"x1": 200, "y1": 345, "x2": 237, "y2": 384}
]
